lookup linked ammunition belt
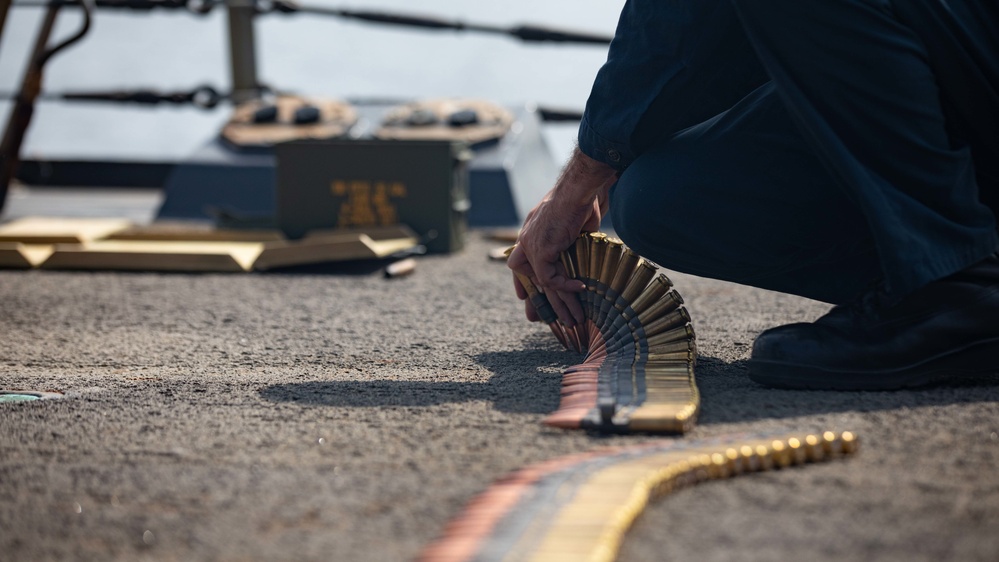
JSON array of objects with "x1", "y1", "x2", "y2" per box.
[
  {"x1": 514, "y1": 232, "x2": 697, "y2": 434},
  {"x1": 419, "y1": 431, "x2": 859, "y2": 562}
]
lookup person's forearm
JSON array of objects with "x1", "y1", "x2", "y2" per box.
[{"x1": 548, "y1": 146, "x2": 619, "y2": 208}]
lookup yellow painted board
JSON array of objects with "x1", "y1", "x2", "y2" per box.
[
  {"x1": 40, "y1": 240, "x2": 263, "y2": 272},
  {"x1": 105, "y1": 223, "x2": 416, "y2": 245},
  {"x1": 17, "y1": 224, "x2": 417, "y2": 272},
  {"x1": 0, "y1": 217, "x2": 132, "y2": 244},
  {"x1": 107, "y1": 223, "x2": 285, "y2": 242},
  {"x1": 253, "y1": 233, "x2": 417, "y2": 271},
  {"x1": 304, "y1": 224, "x2": 418, "y2": 242},
  {"x1": 0, "y1": 243, "x2": 54, "y2": 268}
]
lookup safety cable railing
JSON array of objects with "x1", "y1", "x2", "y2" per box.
[
  {"x1": 8, "y1": 0, "x2": 614, "y2": 44},
  {"x1": 0, "y1": 0, "x2": 94, "y2": 208},
  {"x1": 0, "y1": 0, "x2": 601, "y2": 209}
]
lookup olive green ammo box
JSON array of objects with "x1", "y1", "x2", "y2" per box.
[{"x1": 275, "y1": 139, "x2": 470, "y2": 254}]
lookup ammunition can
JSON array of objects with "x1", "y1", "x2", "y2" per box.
[{"x1": 276, "y1": 139, "x2": 469, "y2": 253}]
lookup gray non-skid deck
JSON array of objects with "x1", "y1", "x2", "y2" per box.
[{"x1": 1, "y1": 187, "x2": 997, "y2": 561}]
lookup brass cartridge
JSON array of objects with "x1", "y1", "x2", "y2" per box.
[
  {"x1": 639, "y1": 305, "x2": 689, "y2": 338},
  {"x1": 617, "y1": 260, "x2": 659, "y2": 311},
  {"x1": 513, "y1": 272, "x2": 569, "y2": 349},
  {"x1": 633, "y1": 283, "x2": 681, "y2": 322},
  {"x1": 645, "y1": 325, "x2": 695, "y2": 348},
  {"x1": 598, "y1": 238, "x2": 624, "y2": 290}
]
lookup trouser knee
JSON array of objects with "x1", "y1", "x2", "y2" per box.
[
  {"x1": 608, "y1": 130, "x2": 881, "y2": 304},
  {"x1": 609, "y1": 152, "x2": 699, "y2": 274}
]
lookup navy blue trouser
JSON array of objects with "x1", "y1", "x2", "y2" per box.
[{"x1": 611, "y1": 0, "x2": 999, "y2": 305}]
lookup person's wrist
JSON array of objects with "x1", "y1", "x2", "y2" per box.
[
  {"x1": 553, "y1": 148, "x2": 618, "y2": 207},
  {"x1": 572, "y1": 146, "x2": 615, "y2": 175}
]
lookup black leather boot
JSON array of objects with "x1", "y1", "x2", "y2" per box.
[{"x1": 748, "y1": 253, "x2": 999, "y2": 390}]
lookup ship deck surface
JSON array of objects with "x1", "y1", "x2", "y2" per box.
[{"x1": 1, "y1": 186, "x2": 997, "y2": 561}]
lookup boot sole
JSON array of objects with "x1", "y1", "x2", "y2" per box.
[{"x1": 747, "y1": 336, "x2": 999, "y2": 390}]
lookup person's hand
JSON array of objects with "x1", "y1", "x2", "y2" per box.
[
  {"x1": 507, "y1": 147, "x2": 618, "y2": 326},
  {"x1": 508, "y1": 195, "x2": 599, "y2": 326}
]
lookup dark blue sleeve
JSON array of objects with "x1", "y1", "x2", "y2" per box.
[{"x1": 578, "y1": 0, "x2": 769, "y2": 170}]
